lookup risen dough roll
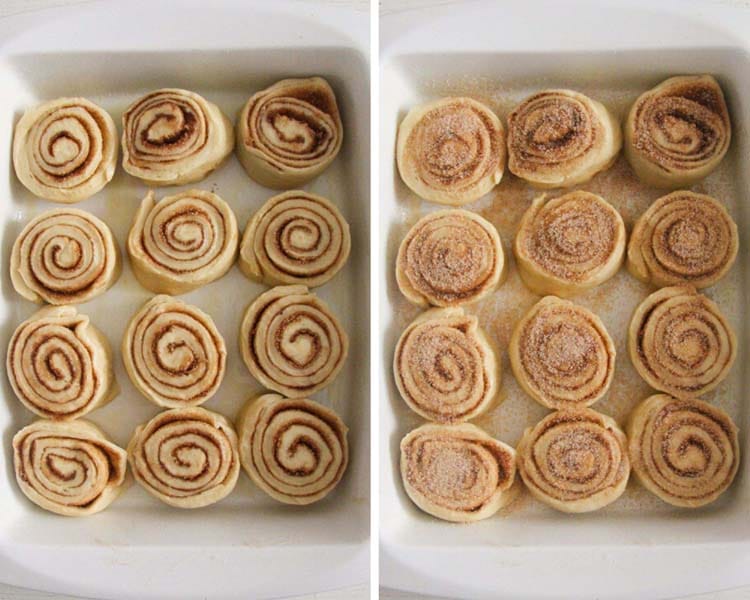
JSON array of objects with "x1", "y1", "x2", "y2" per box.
[
  {"x1": 396, "y1": 97, "x2": 505, "y2": 206},
  {"x1": 628, "y1": 394, "x2": 739, "y2": 508},
  {"x1": 127, "y1": 190, "x2": 239, "y2": 295},
  {"x1": 7, "y1": 306, "x2": 117, "y2": 420},
  {"x1": 11, "y1": 208, "x2": 120, "y2": 305},
  {"x1": 13, "y1": 97, "x2": 117, "y2": 203},
  {"x1": 400, "y1": 422, "x2": 517, "y2": 522},
  {"x1": 122, "y1": 295, "x2": 226, "y2": 408},
  {"x1": 13, "y1": 419, "x2": 128, "y2": 516},
  {"x1": 396, "y1": 209, "x2": 504, "y2": 307},
  {"x1": 394, "y1": 307, "x2": 499, "y2": 424},
  {"x1": 509, "y1": 296, "x2": 615, "y2": 409},
  {"x1": 624, "y1": 75, "x2": 731, "y2": 189},
  {"x1": 122, "y1": 88, "x2": 233, "y2": 185},
  {"x1": 517, "y1": 408, "x2": 630, "y2": 513},
  {"x1": 237, "y1": 394, "x2": 348, "y2": 505},
  {"x1": 507, "y1": 89, "x2": 621, "y2": 188},
  {"x1": 240, "y1": 285, "x2": 348, "y2": 397},
  {"x1": 514, "y1": 192, "x2": 626, "y2": 297},
  {"x1": 627, "y1": 191, "x2": 738, "y2": 289},
  {"x1": 237, "y1": 77, "x2": 343, "y2": 189},
  {"x1": 128, "y1": 407, "x2": 240, "y2": 509},
  {"x1": 240, "y1": 190, "x2": 350, "y2": 287},
  {"x1": 628, "y1": 286, "x2": 736, "y2": 398}
]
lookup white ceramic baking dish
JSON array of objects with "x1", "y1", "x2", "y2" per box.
[
  {"x1": 0, "y1": 2, "x2": 369, "y2": 599},
  {"x1": 379, "y1": 1, "x2": 750, "y2": 598}
]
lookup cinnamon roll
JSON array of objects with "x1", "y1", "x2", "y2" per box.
[
  {"x1": 240, "y1": 285, "x2": 348, "y2": 397},
  {"x1": 628, "y1": 394, "x2": 739, "y2": 507},
  {"x1": 624, "y1": 75, "x2": 731, "y2": 189},
  {"x1": 509, "y1": 296, "x2": 615, "y2": 410},
  {"x1": 128, "y1": 407, "x2": 240, "y2": 508},
  {"x1": 122, "y1": 295, "x2": 226, "y2": 408},
  {"x1": 514, "y1": 192, "x2": 626, "y2": 297},
  {"x1": 400, "y1": 423, "x2": 517, "y2": 522},
  {"x1": 237, "y1": 394, "x2": 348, "y2": 505},
  {"x1": 12, "y1": 97, "x2": 117, "y2": 203},
  {"x1": 7, "y1": 306, "x2": 117, "y2": 420},
  {"x1": 240, "y1": 191, "x2": 351, "y2": 287},
  {"x1": 11, "y1": 208, "x2": 120, "y2": 305},
  {"x1": 507, "y1": 89, "x2": 622, "y2": 188},
  {"x1": 127, "y1": 190, "x2": 239, "y2": 295},
  {"x1": 627, "y1": 191, "x2": 738, "y2": 289},
  {"x1": 13, "y1": 419, "x2": 128, "y2": 516},
  {"x1": 517, "y1": 408, "x2": 630, "y2": 513},
  {"x1": 237, "y1": 77, "x2": 343, "y2": 189},
  {"x1": 396, "y1": 209, "x2": 505, "y2": 307},
  {"x1": 396, "y1": 97, "x2": 505, "y2": 206},
  {"x1": 628, "y1": 286, "x2": 736, "y2": 398},
  {"x1": 394, "y1": 307, "x2": 499, "y2": 423},
  {"x1": 122, "y1": 88, "x2": 233, "y2": 185}
]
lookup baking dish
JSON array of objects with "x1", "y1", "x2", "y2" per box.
[{"x1": 379, "y1": 1, "x2": 750, "y2": 597}]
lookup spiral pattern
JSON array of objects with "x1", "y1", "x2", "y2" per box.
[
  {"x1": 238, "y1": 394, "x2": 348, "y2": 505},
  {"x1": 240, "y1": 285, "x2": 348, "y2": 397},
  {"x1": 11, "y1": 208, "x2": 119, "y2": 305},
  {"x1": 625, "y1": 75, "x2": 731, "y2": 188},
  {"x1": 13, "y1": 419, "x2": 128, "y2": 516},
  {"x1": 240, "y1": 191, "x2": 351, "y2": 287},
  {"x1": 396, "y1": 97, "x2": 505, "y2": 206},
  {"x1": 628, "y1": 286, "x2": 736, "y2": 398},
  {"x1": 507, "y1": 89, "x2": 621, "y2": 188},
  {"x1": 400, "y1": 423, "x2": 517, "y2": 522},
  {"x1": 7, "y1": 306, "x2": 116, "y2": 420},
  {"x1": 128, "y1": 407, "x2": 239, "y2": 508},
  {"x1": 396, "y1": 209, "x2": 504, "y2": 307},
  {"x1": 510, "y1": 296, "x2": 615, "y2": 409},
  {"x1": 12, "y1": 97, "x2": 117, "y2": 203},
  {"x1": 627, "y1": 191, "x2": 738, "y2": 289},
  {"x1": 122, "y1": 88, "x2": 233, "y2": 185},
  {"x1": 514, "y1": 192, "x2": 626, "y2": 297},
  {"x1": 628, "y1": 395, "x2": 739, "y2": 507},
  {"x1": 237, "y1": 77, "x2": 343, "y2": 189},
  {"x1": 127, "y1": 190, "x2": 238, "y2": 295},
  {"x1": 394, "y1": 307, "x2": 498, "y2": 423},
  {"x1": 123, "y1": 295, "x2": 226, "y2": 408},
  {"x1": 517, "y1": 408, "x2": 630, "y2": 513}
]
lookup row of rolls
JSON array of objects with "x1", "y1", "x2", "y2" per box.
[{"x1": 393, "y1": 74, "x2": 740, "y2": 521}]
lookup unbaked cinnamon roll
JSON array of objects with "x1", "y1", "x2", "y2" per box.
[
  {"x1": 396, "y1": 97, "x2": 506, "y2": 206},
  {"x1": 517, "y1": 408, "x2": 630, "y2": 513},
  {"x1": 11, "y1": 208, "x2": 120, "y2": 305},
  {"x1": 509, "y1": 296, "x2": 615, "y2": 410},
  {"x1": 628, "y1": 286, "x2": 736, "y2": 398},
  {"x1": 396, "y1": 209, "x2": 504, "y2": 307},
  {"x1": 7, "y1": 306, "x2": 117, "y2": 420},
  {"x1": 627, "y1": 191, "x2": 738, "y2": 289},
  {"x1": 507, "y1": 89, "x2": 622, "y2": 188},
  {"x1": 237, "y1": 77, "x2": 343, "y2": 189},
  {"x1": 514, "y1": 192, "x2": 626, "y2": 297},
  {"x1": 13, "y1": 419, "x2": 128, "y2": 516},
  {"x1": 237, "y1": 394, "x2": 348, "y2": 505},
  {"x1": 400, "y1": 423, "x2": 517, "y2": 522},
  {"x1": 122, "y1": 295, "x2": 226, "y2": 408},
  {"x1": 122, "y1": 88, "x2": 233, "y2": 185},
  {"x1": 127, "y1": 190, "x2": 239, "y2": 295},
  {"x1": 240, "y1": 190, "x2": 351, "y2": 287},
  {"x1": 13, "y1": 97, "x2": 117, "y2": 203},
  {"x1": 394, "y1": 307, "x2": 499, "y2": 424},
  {"x1": 628, "y1": 395, "x2": 739, "y2": 508},
  {"x1": 128, "y1": 407, "x2": 239, "y2": 509},
  {"x1": 240, "y1": 285, "x2": 348, "y2": 397},
  {"x1": 624, "y1": 75, "x2": 731, "y2": 189}
]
